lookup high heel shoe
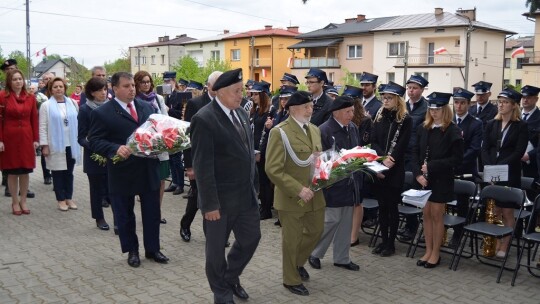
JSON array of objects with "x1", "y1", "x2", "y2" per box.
[
  {"x1": 12, "y1": 204, "x2": 22, "y2": 216},
  {"x1": 416, "y1": 259, "x2": 427, "y2": 267},
  {"x1": 424, "y1": 257, "x2": 441, "y2": 269},
  {"x1": 20, "y1": 202, "x2": 30, "y2": 215}
]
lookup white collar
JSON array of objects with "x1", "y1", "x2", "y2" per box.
[
  {"x1": 456, "y1": 113, "x2": 468, "y2": 121},
  {"x1": 114, "y1": 98, "x2": 134, "y2": 112},
  {"x1": 363, "y1": 95, "x2": 375, "y2": 104},
  {"x1": 522, "y1": 107, "x2": 537, "y2": 115},
  {"x1": 215, "y1": 96, "x2": 238, "y2": 122}
]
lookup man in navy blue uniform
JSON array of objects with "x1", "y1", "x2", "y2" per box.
[
  {"x1": 520, "y1": 85, "x2": 540, "y2": 200},
  {"x1": 305, "y1": 68, "x2": 332, "y2": 126},
  {"x1": 468, "y1": 81, "x2": 497, "y2": 125},
  {"x1": 448, "y1": 87, "x2": 483, "y2": 248},
  {"x1": 359, "y1": 72, "x2": 382, "y2": 118},
  {"x1": 88, "y1": 72, "x2": 168, "y2": 267}
]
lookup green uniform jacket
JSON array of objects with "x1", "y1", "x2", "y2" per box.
[{"x1": 265, "y1": 117, "x2": 326, "y2": 212}]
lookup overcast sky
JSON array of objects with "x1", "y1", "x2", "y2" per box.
[{"x1": 0, "y1": 0, "x2": 535, "y2": 68}]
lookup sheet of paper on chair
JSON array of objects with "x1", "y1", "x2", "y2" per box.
[
  {"x1": 364, "y1": 161, "x2": 389, "y2": 173},
  {"x1": 401, "y1": 189, "x2": 431, "y2": 197}
]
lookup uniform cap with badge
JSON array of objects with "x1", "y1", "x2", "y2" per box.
[
  {"x1": 427, "y1": 92, "x2": 452, "y2": 108},
  {"x1": 280, "y1": 73, "x2": 299, "y2": 85},
  {"x1": 497, "y1": 86, "x2": 522, "y2": 104},
  {"x1": 342, "y1": 85, "x2": 363, "y2": 98},
  {"x1": 359, "y1": 72, "x2": 378, "y2": 84},
  {"x1": 305, "y1": 68, "x2": 328, "y2": 84},
  {"x1": 521, "y1": 85, "x2": 540, "y2": 97},
  {"x1": 163, "y1": 71, "x2": 176, "y2": 81},
  {"x1": 406, "y1": 75, "x2": 429, "y2": 88},
  {"x1": 279, "y1": 85, "x2": 297, "y2": 97},
  {"x1": 213, "y1": 68, "x2": 243, "y2": 91},
  {"x1": 452, "y1": 87, "x2": 475, "y2": 101},
  {"x1": 472, "y1": 81, "x2": 492, "y2": 94},
  {"x1": 187, "y1": 80, "x2": 203, "y2": 91},
  {"x1": 380, "y1": 81, "x2": 406, "y2": 97}
]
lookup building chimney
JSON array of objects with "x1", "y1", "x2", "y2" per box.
[
  {"x1": 265, "y1": 25, "x2": 273, "y2": 30},
  {"x1": 158, "y1": 36, "x2": 164, "y2": 42},
  {"x1": 345, "y1": 17, "x2": 356, "y2": 23},
  {"x1": 175, "y1": 34, "x2": 187, "y2": 38},
  {"x1": 357, "y1": 14, "x2": 366, "y2": 22},
  {"x1": 287, "y1": 26, "x2": 299, "y2": 33},
  {"x1": 163, "y1": 35, "x2": 169, "y2": 41},
  {"x1": 434, "y1": 8, "x2": 443, "y2": 15},
  {"x1": 223, "y1": 29, "x2": 230, "y2": 34},
  {"x1": 456, "y1": 8, "x2": 476, "y2": 21}
]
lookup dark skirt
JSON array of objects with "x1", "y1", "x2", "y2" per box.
[
  {"x1": 425, "y1": 174, "x2": 454, "y2": 203},
  {"x1": 159, "y1": 161, "x2": 170, "y2": 180},
  {"x1": 3, "y1": 168, "x2": 33, "y2": 175}
]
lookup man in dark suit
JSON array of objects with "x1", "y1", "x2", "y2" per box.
[
  {"x1": 468, "y1": 81, "x2": 497, "y2": 125},
  {"x1": 191, "y1": 68, "x2": 261, "y2": 304},
  {"x1": 305, "y1": 68, "x2": 332, "y2": 126},
  {"x1": 179, "y1": 70, "x2": 221, "y2": 242},
  {"x1": 399, "y1": 74, "x2": 429, "y2": 242},
  {"x1": 520, "y1": 85, "x2": 540, "y2": 200},
  {"x1": 359, "y1": 72, "x2": 382, "y2": 118},
  {"x1": 449, "y1": 87, "x2": 483, "y2": 248},
  {"x1": 88, "y1": 72, "x2": 168, "y2": 267},
  {"x1": 79, "y1": 66, "x2": 114, "y2": 105}
]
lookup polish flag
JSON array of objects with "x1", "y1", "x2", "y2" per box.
[
  {"x1": 262, "y1": 68, "x2": 267, "y2": 78},
  {"x1": 35, "y1": 48, "x2": 47, "y2": 57},
  {"x1": 42, "y1": 48, "x2": 47, "y2": 56},
  {"x1": 286, "y1": 57, "x2": 293, "y2": 68},
  {"x1": 434, "y1": 47, "x2": 447, "y2": 55},
  {"x1": 511, "y1": 46, "x2": 525, "y2": 58}
]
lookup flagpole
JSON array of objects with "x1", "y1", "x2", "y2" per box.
[{"x1": 26, "y1": 0, "x2": 31, "y2": 80}]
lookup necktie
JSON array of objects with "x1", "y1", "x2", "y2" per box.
[
  {"x1": 127, "y1": 102, "x2": 138, "y2": 122},
  {"x1": 230, "y1": 110, "x2": 248, "y2": 149},
  {"x1": 477, "y1": 106, "x2": 483, "y2": 116},
  {"x1": 303, "y1": 124, "x2": 312, "y2": 143},
  {"x1": 457, "y1": 118, "x2": 462, "y2": 125},
  {"x1": 363, "y1": 99, "x2": 367, "y2": 107},
  {"x1": 343, "y1": 126, "x2": 349, "y2": 134},
  {"x1": 523, "y1": 113, "x2": 529, "y2": 121}
]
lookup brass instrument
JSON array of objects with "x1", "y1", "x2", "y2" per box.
[{"x1": 482, "y1": 198, "x2": 497, "y2": 257}]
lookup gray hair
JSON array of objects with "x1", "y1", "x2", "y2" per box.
[
  {"x1": 91, "y1": 66, "x2": 106, "y2": 76},
  {"x1": 207, "y1": 71, "x2": 223, "y2": 87}
]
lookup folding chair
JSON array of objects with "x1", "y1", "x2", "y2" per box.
[
  {"x1": 511, "y1": 194, "x2": 540, "y2": 286},
  {"x1": 452, "y1": 185, "x2": 526, "y2": 283}
]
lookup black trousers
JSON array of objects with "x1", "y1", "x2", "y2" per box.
[
  {"x1": 51, "y1": 147, "x2": 75, "y2": 201},
  {"x1": 257, "y1": 161, "x2": 274, "y2": 217},
  {"x1": 41, "y1": 153, "x2": 51, "y2": 179},
  {"x1": 374, "y1": 184, "x2": 400, "y2": 248},
  {"x1": 203, "y1": 206, "x2": 261, "y2": 303},
  {"x1": 180, "y1": 179, "x2": 198, "y2": 229},
  {"x1": 110, "y1": 189, "x2": 161, "y2": 253},
  {"x1": 87, "y1": 173, "x2": 111, "y2": 221}
]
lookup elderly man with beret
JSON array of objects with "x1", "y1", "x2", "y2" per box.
[{"x1": 266, "y1": 91, "x2": 325, "y2": 296}]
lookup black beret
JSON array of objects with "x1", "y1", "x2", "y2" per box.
[
  {"x1": 213, "y1": 68, "x2": 243, "y2": 91},
  {"x1": 285, "y1": 91, "x2": 311, "y2": 109},
  {"x1": 328, "y1": 96, "x2": 354, "y2": 112},
  {"x1": 0, "y1": 59, "x2": 17, "y2": 71}
]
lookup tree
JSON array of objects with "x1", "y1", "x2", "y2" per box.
[
  {"x1": 526, "y1": 0, "x2": 540, "y2": 13},
  {"x1": 172, "y1": 55, "x2": 203, "y2": 83},
  {"x1": 104, "y1": 49, "x2": 130, "y2": 75},
  {"x1": 341, "y1": 68, "x2": 360, "y2": 92},
  {"x1": 201, "y1": 58, "x2": 232, "y2": 83}
]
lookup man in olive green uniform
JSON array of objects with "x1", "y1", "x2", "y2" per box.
[{"x1": 265, "y1": 91, "x2": 325, "y2": 297}]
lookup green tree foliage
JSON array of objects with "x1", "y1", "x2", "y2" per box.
[
  {"x1": 0, "y1": 50, "x2": 31, "y2": 83},
  {"x1": 201, "y1": 58, "x2": 232, "y2": 82},
  {"x1": 104, "y1": 50, "x2": 131, "y2": 75},
  {"x1": 173, "y1": 55, "x2": 203, "y2": 83},
  {"x1": 341, "y1": 68, "x2": 360, "y2": 92},
  {"x1": 526, "y1": 0, "x2": 540, "y2": 13}
]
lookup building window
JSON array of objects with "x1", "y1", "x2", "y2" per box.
[
  {"x1": 504, "y1": 58, "x2": 510, "y2": 68},
  {"x1": 516, "y1": 79, "x2": 522, "y2": 86},
  {"x1": 414, "y1": 72, "x2": 429, "y2": 83},
  {"x1": 328, "y1": 72, "x2": 334, "y2": 82},
  {"x1": 151, "y1": 55, "x2": 156, "y2": 65},
  {"x1": 350, "y1": 73, "x2": 362, "y2": 82},
  {"x1": 455, "y1": 39, "x2": 460, "y2": 47},
  {"x1": 161, "y1": 55, "x2": 165, "y2": 65},
  {"x1": 211, "y1": 50, "x2": 220, "y2": 60},
  {"x1": 517, "y1": 57, "x2": 529, "y2": 69},
  {"x1": 503, "y1": 79, "x2": 510, "y2": 85},
  {"x1": 231, "y1": 49, "x2": 240, "y2": 61},
  {"x1": 142, "y1": 56, "x2": 146, "y2": 65},
  {"x1": 388, "y1": 42, "x2": 406, "y2": 57},
  {"x1": 347, "y1": 45, "x2": 363, "y2": 59},
  {"x1": 387, "y1": 72, "x2": 395, "y2": 83}
]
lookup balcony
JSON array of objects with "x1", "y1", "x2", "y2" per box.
[
  {"x1": 251, "y1": 58, "x2": 272, "y2": 68},
  {"x1": 293, "y1": 57, "x2": 340, "y2": 68},
  {"x1": 394, "y1": 54, "x2": 464, "y2": 67}
]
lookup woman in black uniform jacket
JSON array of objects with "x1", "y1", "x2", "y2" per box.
[
  {"x1": 481, "y1": 87, "x2": 528, "y2": 258},
  {"x1": 413, "y1": 92, "x2": 463, "y2": 268},
  {"x1": 370, "y1": 82, "x2": 412, "y2": 256},
  {"x1": 249, "y1": 82, "x2": 277, "y2": 220}
]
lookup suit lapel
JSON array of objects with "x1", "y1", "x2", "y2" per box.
[
  {"x1": 211, "y1": 101, "x2": 250, "y2": 154},
  {"x1": 289, "y1": 119, "x2": 312, "y2": 147},
  {"x1": 112, "y1": 99, "x2": 138, "y2": 125}
]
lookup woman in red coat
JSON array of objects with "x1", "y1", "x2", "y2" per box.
[{"x1": 0, "y1": 70, "x2": 39, "y2": 215}]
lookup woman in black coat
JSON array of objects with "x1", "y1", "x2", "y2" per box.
[
  {"x1": 77, "y1": 77, "x2": 111, "y2": 230},
  {"x1": 412, "y1": 92, "x2": 463, "y2": 268},
  {"x1": 370, "y1": 82, "x2": 412, "y2": 256},
  {"x1": 481, "y1": 87, "x2": 528, "y2": 258}
]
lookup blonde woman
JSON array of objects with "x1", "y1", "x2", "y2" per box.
[
  {"x1": 412, "y1": 92, "x2": 463, "y2": 268},
  {"x1": 370, "y1": 82, "x2": 412, "y2": 256}
]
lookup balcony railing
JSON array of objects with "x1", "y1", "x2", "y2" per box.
[
  {"x1": 394, "y1": 54, "x2": 464, "y2": 67},
  {"x1": 293, "y1": 57, "x2": 340, "y2": 68}
]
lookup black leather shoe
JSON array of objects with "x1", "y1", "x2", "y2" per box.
[
  {"x1": 44, "y1": 177, "x2": 52, "y2": 185},
  {"x1": 416, "y1": 259, "x2": 427, "y2": 267},
  {"x1": 362, "y1": 218, "x2": 377, "y2": 228},
  {"x1": 145, "y1": 251, "x2": 169, "y2": 264},
  {"x1": 308, "y1": 256, "x2": 321, "y2": 269},
  {"x1": 424, "y1": 257, "x2": 441, "y2": 269},
  {"x1": 297, "y1": 266, "x2": 310, "y2": 281},
  {"x1": 274, "y1": 219, "x2": 281, "y2": 227},
  {"x1": 114, "y1": 226, "x2": 119, "y2": 235},
  {"x1": 333, "y1": 262, "x2": 360, "y2": 271},
  {"x1": 173, "y1": 188, "x2": 184, "y2": 195},
  {"x1": 96, "y1": 219, "x2": 110, "y2": 231},
  {"x1": 379, "y1": 247, "x2": 395, "y2": 257},
  {"x1": 225, "y1": 241, "x2": 231, "y2": 248},
  {"x1": 26, "y1": 190, "x2": 35, "y2": 198},
  {"x1": 101, "y1": 200, "x2": 110, "y2": 208},
  {"x1": 350, "y1": 238, "x2": 360, "y2": 247},
  {"x1": 127, "y1": 251, "x2": 140, "y2": 267},
  {"x1": 283, "y1": 283, "x2": 309, "y2": 296},
  {"x1": 164, "y1": 184, "x2": 177, "y2": 192},
  {"x1": 229, "y1": 283, "x2": 249, "y2": 300},
  {"x1": 398, "y1": 230, "x2": 415, "y2": 242},
  {"x1": 160, "y1": 218, "x2": 167, "y2": 224},
  {"x1": 180, "y1": 227, "x2": 191, "y2": 242},
  {"x1": 371, "y1": 243, "x2": 385, "y2": 255}
]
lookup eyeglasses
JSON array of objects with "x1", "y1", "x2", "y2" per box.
[
  {"x1": 382, "y1": 95, "x2": 394, "y2": 101},
  {"x1": 305, "y1": 80, "x2": 320, "y2": 85}
]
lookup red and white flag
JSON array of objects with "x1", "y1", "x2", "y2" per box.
[
  {"x1": 511, "y1": 46, "x2": 525, "y2": 58},
  {"x1": 262, "y1": 68, "x2": 267, "y2": 78},
  {"x1": 434, "y1": 47, "x2": 447, "y2": 55},
  {"x1": 35, "y1": 48, "x2": 47, "y2": 57},
  {"x1": 286, "y1": 57, "x2": 293, "y2": 68}
]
